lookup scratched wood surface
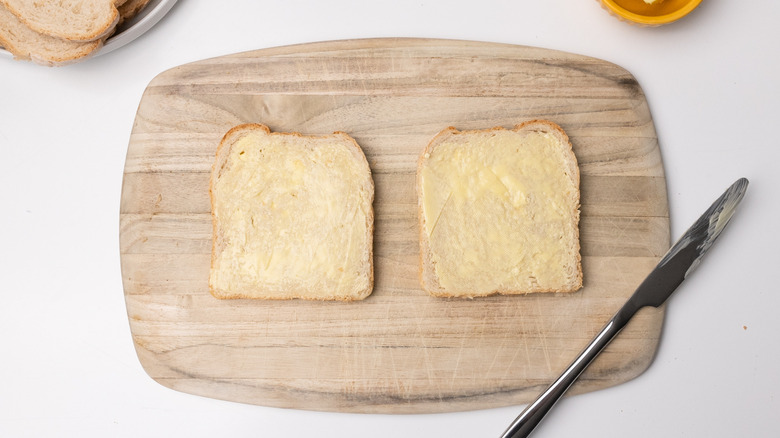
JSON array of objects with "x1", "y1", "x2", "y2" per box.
[{"x1": 119, "y1": 38, "x2": 670, "y2": 413}]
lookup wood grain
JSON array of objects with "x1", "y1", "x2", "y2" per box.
[{"x1": 119, "y1": 38, "x2": 670, "y2": 413}]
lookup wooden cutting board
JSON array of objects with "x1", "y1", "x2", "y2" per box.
[{"x1": 120, "y1": 38, "x2": 670, "y2": 414}]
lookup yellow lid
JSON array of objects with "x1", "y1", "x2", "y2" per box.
[{"x1": 599, "y1": 0, "x2": 703, "y2": 26}]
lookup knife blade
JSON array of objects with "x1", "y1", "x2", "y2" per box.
[{"x1": 500, "y1": 177, "x2": 749, "y2": 438}]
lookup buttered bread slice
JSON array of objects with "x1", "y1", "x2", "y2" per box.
[
  {"x1": 417, "y1": 120, "x2": 582, "y2": 298},
  {"x1": 209, "y1": 124, "x2": 374, "y2": 300}
]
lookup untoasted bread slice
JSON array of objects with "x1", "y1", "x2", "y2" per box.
[
  {"x1": 417, "y1": 120, "x2": 582, "y2": 298},
  {"x1": 116, "y1": 0, "x2": 150, "y2": 26},
  {"x1": 0, "y1": 3, "x2": 102, "y2": 66},
  {"x1": 0, "y1": 0, "x2": 118, "y2": 42},
  {"x1": 0, "y1": 0, "x2": 150, "y2": 65},
  {"x1": 209, "y1": 124, "x2": 375, "y2": 301}
]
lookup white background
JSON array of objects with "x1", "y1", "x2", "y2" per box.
[{"x1": 1, "y1": 1, "x2": 779, "y2": 436}]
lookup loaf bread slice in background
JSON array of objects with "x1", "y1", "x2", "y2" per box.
[
  {"x1": 417, "y1": 120, "x2": 582, "y2": 298},
  {"x1": 0, "y1": 3, "x2": 103, "y2": 65},
  {"x1": 0, "y1": 0, "x2": 152, "y2": 65},
  {"x1": 116, "y1": 0, "x2": 150, "y2": 26},
  {"x1": 0, "y1": 0, "x2": 119, "y2": 42},
  {"x1": 209, "y1": 124, "x2": 375, "y2": 301}
]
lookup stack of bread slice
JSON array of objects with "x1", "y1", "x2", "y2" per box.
[{"x1": 0, "y1": 0, "x2": 151, "y2": 66}]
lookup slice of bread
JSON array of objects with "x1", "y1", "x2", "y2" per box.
[
  {"x1": 0, "y1": 0, "x2": 119, "y2": 42},
  {"x1": 209, "y1": 124, "x2": 375, "y2": 301},
  {"x1": 0, "y1": 3, "x2": 103, "y2": 66},
  {"x1": 0, "y1": 0, "x2": 153, "y2": 65},
  {"x1": 417, "y1": 120, "x2": 582, "y2": 298},
  {"x1": 116, "y1": 0, "x2": 150, "y2": 26}
]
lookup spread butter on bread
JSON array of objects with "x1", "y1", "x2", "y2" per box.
[
  {"x1": 209, "y1": 124, "x2": 374, "y2": 301},
  {"x1": 417, "y1": 120, "x2": 582, "y2": 298}
]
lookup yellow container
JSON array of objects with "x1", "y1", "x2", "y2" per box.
[{"x1": 599, "y1": 0, "x2": 703, "y2": 26}]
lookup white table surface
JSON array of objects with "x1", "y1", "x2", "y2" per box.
[{"x1": 1, "y1": 1, "x2": 778, "y2": 437}]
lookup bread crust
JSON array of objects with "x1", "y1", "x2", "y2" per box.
[
  {"x1": 209, "y1": 123, "x2": 375, "y2": 301},
  {"x1": 417, "y1": 120, "x2": 582, "y2": 298}
]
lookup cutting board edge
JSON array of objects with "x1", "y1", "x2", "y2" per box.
[
  {"x1": 131, "y1": 345, "x2": 659, "y2": 415},
  {"x1": 143, "y1": 37, "x2": 635, "y2": 92}
]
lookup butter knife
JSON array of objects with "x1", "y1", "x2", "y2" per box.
[{"x1": 500, "y1": 177, "x2": 749, "y2": 438}]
